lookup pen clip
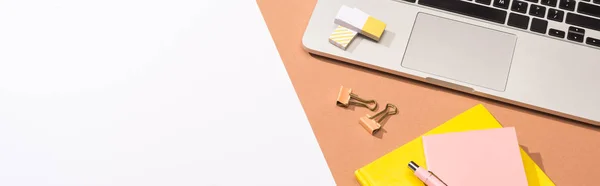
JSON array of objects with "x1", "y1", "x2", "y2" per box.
[{"x1": 428, "y1": 171, "x2": 448, "y2": 186}]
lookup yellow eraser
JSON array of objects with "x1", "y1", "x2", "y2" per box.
[
  {"x1": 362, "y1": 16, "x2": 386, "y2": 41},
  {"x1": 329, "y1": 25, "x2": 358, "y2": 50}
]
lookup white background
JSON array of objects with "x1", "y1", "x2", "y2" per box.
[{"x1": 0, "y1": 0, "x2": 335, "y2": 185}]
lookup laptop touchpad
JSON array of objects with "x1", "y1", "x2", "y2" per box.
[{"x1": 401, "y1": 13, "x2": 516, "y2": 91}]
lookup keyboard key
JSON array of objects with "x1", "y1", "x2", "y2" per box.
[
  {"x1": 566, "y1": 12, "x2": 600, "y2": 32},
  {"x1": 529, "y1": 4, "x2": 546, "y2": 17},
  {"x1": 567, "y1": 32, "x2": 584, "y2": 42},
  {"x1": 507, "y1": 13, "x2": 530, "y2": 29},
  {"x1": 549, "y1": 28, "x2": 566, "y2": 38},
  {"x1": 404, "y1": 0, "x2": 416, "y2": 2},
  {"x1": 587, "y1": 37, "x2": 600, "y2": 47},
  {"x1": 547, "y1": 8, "x2": 565, "y2": 22},
  {"x1": 525, "y1": 0, "x2": 539, "y2": 2},
  {"x1": 559, "y1": 0, "x2": 576, "y2": 11},
  {"x1": 493, "y1": 0, "x2": 511, "y2": 9},
  {"x1": 541, "y1": 0, "x2": 558, "y2": 7},
  {"x1": 530, "y1": 18, "x2": 548, "y2": 33},
  {"x1": 569, "y1": 26, "x2": 586, "y2": 34},
  {"x1": 567, "y1": 26, "x2": 585, "y2": 43},
  {"x1": 511, "y1": 0, "x2": 529, "y2": 13},
  {"x1": 419, "y1": 0, "x2": 508, "y2": 24},
  {"x1": 577, "y1": 2, "x2": 600, "y2": 19},
  {"x1": 582, "y1": 0, "x2": 590, "y2": 1},
  {"x1": 594, "y1": 0, "x2": 600, "y2": 4},
  {"x1": 476, "y1": 0, "x2": 492, "y2": 5}
]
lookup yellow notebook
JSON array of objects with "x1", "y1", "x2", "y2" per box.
[{"x1": 355, "y1": 104, "x2": 555, "y2": 186}]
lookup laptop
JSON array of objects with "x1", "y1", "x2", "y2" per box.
[{"x1": 303, "y1": 0, "x2": 600, "y2": 126}]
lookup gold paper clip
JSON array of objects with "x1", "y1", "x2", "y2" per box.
[
  {"x1": 336, "y1": 86, "x2": 378, "y2": 111},
  {"x1": 359, "y1": 103, "x2": 398, "y2": 135}
]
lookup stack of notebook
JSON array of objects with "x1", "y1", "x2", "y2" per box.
[{"x1": 355, "y1": 104, "x2": 555, "y2": 186}]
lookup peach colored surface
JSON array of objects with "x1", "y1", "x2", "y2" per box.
[{"x1": 256, "y1": 0, "x2": 600, "y2": 185}]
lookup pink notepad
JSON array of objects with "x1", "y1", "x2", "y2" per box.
[{"x1": 422, "y1": 127, "x2": 528, "y2": 186}]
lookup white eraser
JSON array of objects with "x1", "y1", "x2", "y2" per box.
[{"x1": 334, "y1": 5, "x2": 368, "y2": 33}]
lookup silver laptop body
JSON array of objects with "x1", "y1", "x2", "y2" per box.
[{"x1": 303, "y1": 0, "x2": 600, "y2": 125}]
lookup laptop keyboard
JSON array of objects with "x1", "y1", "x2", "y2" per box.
[{"x1": 397, "y1": 0, "x2": 600, "y2": 48}]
